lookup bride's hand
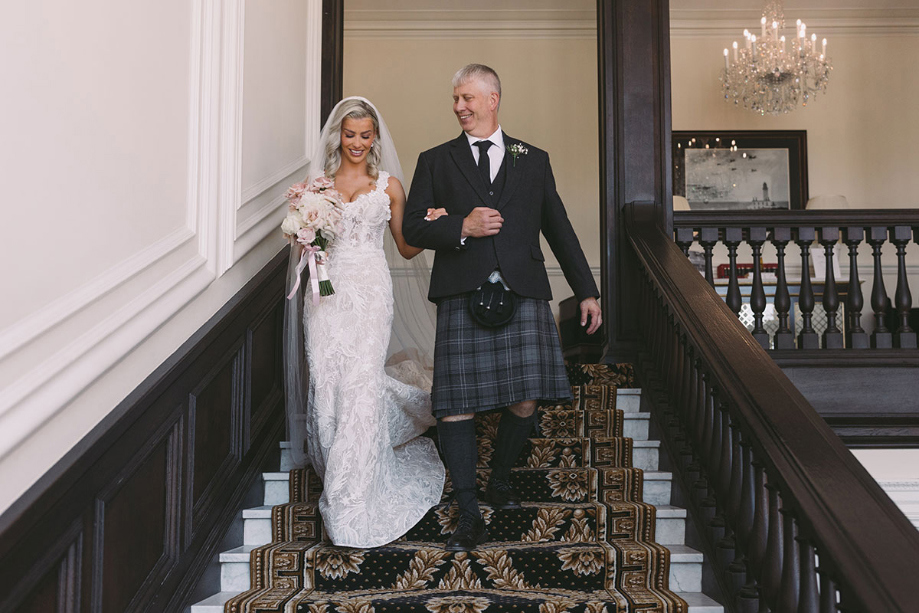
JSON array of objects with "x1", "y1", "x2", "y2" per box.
[{"x1": 424, "y1": 208, "x2": 448, "y2": 221}]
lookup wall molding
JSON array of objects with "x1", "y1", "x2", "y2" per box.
[
  {"x1": 0, "y1": 226, "x2": 195, "y2": 362},
  {"x1": 342, "y1": 7, "x2": 919, "y2": 39},
  {"x1": 670, "y1": 8, "x2": 919, "y2": 37},
  {"x1": 225, "y1": 0, "x2": 323, "y2": 274},
  {"x1": 216, "y1": 0, "x2": 246, "y2": 276},
  {"x1": 0, "y1": 256, "x2": 212, "y2": 461},
  {"x1": 241, "y1": 155, "x2": 310, "y2": 207}
]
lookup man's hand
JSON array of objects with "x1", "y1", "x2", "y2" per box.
[
  {"x1": 461, "y1": 207, "x2": 503, "y2": 238},
  {"x1": 580, "y1": 297, "x2": 602, "y2": 335}
]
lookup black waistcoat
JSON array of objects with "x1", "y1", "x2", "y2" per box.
[{"x1": 482, "y1": 155, "x2": 508, "y2": 206}]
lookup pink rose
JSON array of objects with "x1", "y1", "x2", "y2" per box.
[
  {"x1": 286, "y1": 182, "x2": 307, "y2": 203},
  {"x1": 312, "y1": 176, "x2": 335, "y2": 191},
  {"x1": 297, "y1": 227, "x2": 317, "y2": 245}
]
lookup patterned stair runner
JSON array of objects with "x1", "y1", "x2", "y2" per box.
[{"x1": 225, "y1": 365, "x2": 687, "y2": 612}]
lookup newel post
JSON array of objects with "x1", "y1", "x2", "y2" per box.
[{"x1": 598, "y1": 0, "x2": 673, "y2": 362}]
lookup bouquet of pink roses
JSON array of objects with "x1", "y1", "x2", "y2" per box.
[{"x1": 282, "y1": 176, "x2": 343, "y2": 303}]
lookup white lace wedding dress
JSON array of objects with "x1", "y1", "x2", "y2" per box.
[{"x1": 303, "y1": 171, "x2": 445, "y2": 548}]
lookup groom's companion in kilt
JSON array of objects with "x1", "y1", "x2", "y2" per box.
[{"x1": 403, "y1": 63, "x2": 602, "y2": 551}]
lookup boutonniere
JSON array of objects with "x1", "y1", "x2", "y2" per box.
[{"x1": 507, "y1": 143, "x2": 528, "y2": 167}]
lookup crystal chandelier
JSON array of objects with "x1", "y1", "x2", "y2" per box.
[{"x1": 721, "y1": 0, "x2": 832, "y2": 115}]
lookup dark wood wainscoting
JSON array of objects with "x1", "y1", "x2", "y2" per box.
[
  {"x1": 775, "y1": 350, "x2": 919, "y2": 447},
  {"x1": 0, "y1": 248, "x2": 290, "y2": 613}
]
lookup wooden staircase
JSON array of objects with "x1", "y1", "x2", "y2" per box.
[{"x1": 189, "y1": 384, "x2": 723, "y2": 612}]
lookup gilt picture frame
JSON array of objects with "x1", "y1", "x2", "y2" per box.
[{"x1": 673, "y1": 130, "x2": 808, "y2": 211}]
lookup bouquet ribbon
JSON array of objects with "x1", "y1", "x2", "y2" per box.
[{"x1": 287, "y1": 244, "x2": 323, "y2": 306}]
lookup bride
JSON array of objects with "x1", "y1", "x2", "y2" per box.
[{"x1": 284, "y1": 97, "x2": 446, "y2": 548}]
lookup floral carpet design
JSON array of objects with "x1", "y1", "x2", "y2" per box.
[{"x1": 225, "y1": 365, "x2": 685, "y2": 613}]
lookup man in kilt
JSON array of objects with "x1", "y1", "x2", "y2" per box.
[{"x1": 403, "y1": 64, "x2": 602, "y2": 551}]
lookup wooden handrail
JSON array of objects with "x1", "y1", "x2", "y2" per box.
[
  {"x1": 626, "y1": 204, "x2": 919, "y2": 611},
  {"x1": 674, "y1": 208, "x2": 919, "y2": 228}
]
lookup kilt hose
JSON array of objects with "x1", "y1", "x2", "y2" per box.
[{"x1": 431, "y1": 293, "x2": 572, "y2": 419}]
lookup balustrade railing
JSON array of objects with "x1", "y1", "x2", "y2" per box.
[
  {"x1": 673, "y1": 210, "x2": 919, "y2": 350},
  {"x1": 627, "y1": 205, "x2": 919, "y2": 612}
]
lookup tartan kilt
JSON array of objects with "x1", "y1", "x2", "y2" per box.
[{"x1": 431, "y1": 293, "x2": 572, "y2": 418}]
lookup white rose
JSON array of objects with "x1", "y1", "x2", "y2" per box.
[{"x1": 281, "y1": 214, "x2": 301, "y2": 237}]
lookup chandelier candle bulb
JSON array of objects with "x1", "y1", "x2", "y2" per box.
[
  {"x1": 822, "y1": 38, "x2": 827, "y2": 55},
  {"x1": 724, "y1": 48, "x2": 730, "y2": 71},
  {"x1": 733, "y1": 41, "x2": 738, "y2": 62},
  {"x1": 751, "y1": 35, "x2": 758, "y2": 60},
  {"x1": 761, "y1": 16, "x2": 767, "y2": 37},
  {"x1": 781, "y1": 35, "x2": 786, "y2": 53}
]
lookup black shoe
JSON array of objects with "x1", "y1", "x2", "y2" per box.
[
  {"x1": 445, "y1": 512, "x2": 488, "y2": 551},
  {"x1": 485, "y1": 477, "x2": 522, "y2": 509}
]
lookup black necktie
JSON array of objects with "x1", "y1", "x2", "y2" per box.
[{"x1": 474, "y1": 140, "x2": 492, "y2": 185}]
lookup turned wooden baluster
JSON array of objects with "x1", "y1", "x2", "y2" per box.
[
  {"x1": 795, "y1": 227, "x2": 819, "y2": 349},
  {"x1": 842, "y1": 227, "x2": 868, "y2": 349},
  {"x1": 700, "y1": 227, "x2": 720, "y2": 287},
  {"x1": 797, "y1": 539, "x2": 820, "y2": 613},
  {"x1": 891, "y1": 226, "x2": 917, "y2": 348},
  {"x1": 747, "y1": 460, "x2": 770, "y2": 577},
  {"x1": 725, "y1": 227, "x2": 744, "y2": 317},
  {"x1": 717, "y1": 402, "x2": 734, "y2": 505},
  {"x1": 868, "y1": 227, "x2": 892, "y2": 349},
  {"x1": 699, "y1": 370, "x2": 718, "y2": 470},
  {"x1": 732, "y1": 430, "x2": 760, "y2": 606},
  {"x1": 818, "y1": 227, "x2": 844, "y2": 349},
  {"x1": 818, "y1": 563, "x2": 839, "y2": 613},
  {"x1": 740, "y1": 459, "x2": 770, "y2": 612},
  {"x1": 772, "y1": 227, "x2": 795, "y2": 350},
  {"x1": 749, "y1": 227, "x2": 769, "y2": 349},
  {"x1": 779, "y1": 505, "x2": 801, "y2": 612},
  {"x1": 762, "y1": 478, "x2": 785, "y2": 609},
  {"x1": 675, "y1": 227, "x2": 694, "y2": 256}
]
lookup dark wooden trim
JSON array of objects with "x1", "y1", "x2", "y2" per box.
[
  {"x1": 597, "y1": 0, "x2": 672, "y2": 363},
  {"x1": 625, "y1": 204, "x2": 919, "y2": 611},
  {"x1": 771, "y1": 348, "x2": 919, "y2": 366},
  {"x1": 321, "y1": 0, "x2": 344, "y2": 124},
  {"x1": 0, "y1": 248, "x2": 290, "y2": 613},
  {"x1": 674, "y1": 209, "x2": 919, "y2": 228}
]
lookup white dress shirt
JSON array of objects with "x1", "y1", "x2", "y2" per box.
[{"x1": 465, "y1": 126, "x2": 505, "y2": 183}]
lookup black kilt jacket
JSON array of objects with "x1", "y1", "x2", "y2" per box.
[{"x1": 403, "y1": 132, "x2": 600, "y2": 304}]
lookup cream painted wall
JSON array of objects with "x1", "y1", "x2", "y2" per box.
[
  {"x1": 342, "y1": 32, "x2": 601, "y2": 317},
  {"x1": 671, "y1": 34, "x2": 919, "y2": 209},
  {"x1": 0, "y1": 0, "x2": 321, "y2": 515}
]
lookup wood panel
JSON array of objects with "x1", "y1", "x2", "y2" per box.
[
  {"x1": 249, "y1": 302, "x2": 284, "y2": 436},
  {"x1": 0, "y1": 248, "x2": 290, "y2": 613},
  {"x1": 189, "y1": 345, "x2": 243, "y2": 525},
  {"x1": 94, "y1": 422, "x2": 179, "y2": 613},
  {"x1": 597, "y1": 0, "x2": 672, "y2": 363}
]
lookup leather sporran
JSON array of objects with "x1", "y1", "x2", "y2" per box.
[{"x1": 468, "y1": 280, "x2": 517, "y2": 328}]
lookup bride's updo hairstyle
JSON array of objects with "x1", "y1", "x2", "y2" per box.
[{"x1": 323, "y1": 98, "x2": 382, "y2": 179}]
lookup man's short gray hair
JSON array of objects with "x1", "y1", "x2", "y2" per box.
[{"x1": 452, "y1": 63, "x2": 501, "y2": 110}]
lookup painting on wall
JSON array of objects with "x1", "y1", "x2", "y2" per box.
[{"x1": 673, "y1": 130, "x2": 808, "y2": 211}]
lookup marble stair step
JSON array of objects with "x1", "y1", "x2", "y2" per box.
[
  {"x1": 272, "y1": 440, "x2": 661, "y2": 508},
  {"x1": 219, "y1": 538, "x2": 704, "y2": 598},
  {"x1": 190, "y1": 590, "x2": 723, "y2": 613},
  {"x1": 306, "y1": 541, "x2": 614, "y2": 593},
  {"x1": 276, "y1": 389, "x2": 644, "y2": 473},
  {"x1": 240, "y1": 497, "x2": 685, "y2": 546},
  {"x1": 616, "y1": 388, "x2": 642, "y2": 412}
]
